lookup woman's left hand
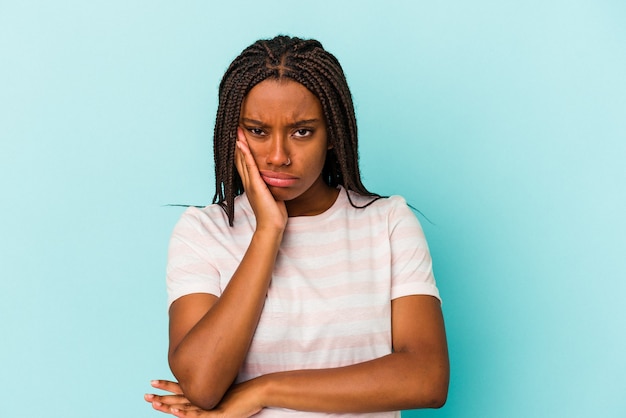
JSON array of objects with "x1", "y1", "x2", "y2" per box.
[
  {"x1": 145, "y1": 379, "x2": 264, "y2": 418},
  {"x1": 145, "y1": 380, "x2": 205, "y2": 416}
]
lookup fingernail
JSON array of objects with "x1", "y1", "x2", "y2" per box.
[
  {"x1": 153, "y1": 401, "x2": 162, "y2": 407},
  {"x1": 150, "y1": 380, "x2": 158, "y2": 386}
]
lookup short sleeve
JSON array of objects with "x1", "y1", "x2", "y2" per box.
[
  {"x1": 166, "y1": 208, "x2": 222, "y2": 308},
  {"x1": 387, "y1": 197, "x2": 441, "y2": 302}
]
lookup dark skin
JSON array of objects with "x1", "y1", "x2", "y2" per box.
[{"x1": 145, "y1": 80, "x2": 449, "y2": 417}]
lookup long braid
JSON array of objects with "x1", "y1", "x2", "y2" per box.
[{"x1": 213, "y1": 36, "x2": 380, "y2": 226}]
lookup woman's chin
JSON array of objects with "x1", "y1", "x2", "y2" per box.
[{"x1": 267, "y1": 186, "x2": 299, "y2": 202}]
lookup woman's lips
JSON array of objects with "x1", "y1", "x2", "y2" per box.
[{"x1": 259, "y1": 170, "x2": 298, "y2": 187}]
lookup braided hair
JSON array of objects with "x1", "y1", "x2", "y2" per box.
[{"x1": 213, "y1": 35, "x2": 380, "y2": 225}]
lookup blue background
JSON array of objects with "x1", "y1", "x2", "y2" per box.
[{"x1": 1, "y1": 1, "x2": 625, "y2": 417}]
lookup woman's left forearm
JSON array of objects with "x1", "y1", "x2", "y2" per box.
[{"x1": 254, "y1": 349, "x2": 449, "y2": 413}]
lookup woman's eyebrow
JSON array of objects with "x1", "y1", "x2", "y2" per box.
[
  {"x1": 240, "y1": 117, "x2": 264, "y2": 125},
  {"x1": 290, "y1": 119, "x2": 321, "y2": 127},
  {"x1": 240, "y1": 118, "x2": 321, "y2": 127}
]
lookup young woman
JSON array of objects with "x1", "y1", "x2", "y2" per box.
[{"x1": 145, "y1": 35, "x2": 449, "y2": 417}]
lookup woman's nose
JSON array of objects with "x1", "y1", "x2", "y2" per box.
[{"x1": 266, "y1": 135, "x2": 290, "y2": 167}]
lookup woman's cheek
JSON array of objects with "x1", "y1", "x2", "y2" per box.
[{"x1": 246, "y1": 145, "x2": 263, "y2": 166}]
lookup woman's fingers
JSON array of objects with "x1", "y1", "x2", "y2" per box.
[
  {"x1": 145, "y1": 393, "x2": 189, "y2": 404},
  {"x1": 170, "y1": 408, "x2": 211, "y2": 417},
  {"x1": 235, "y1": 127, "x2": 258, "y2": 189},
  {"x1": 146, "y1": 380, "x2": 198, "y2": 415},
  {"x1": 145, "y1": 394, "x2": 204, "y2": 415},
  {"x1": 149, "y1": 399, "x2": 175, "y2": 414},
  {"x1": 150, "y1": 379, "x2": 184, "y2": 395},
  {"x1": 235, "y1": 129, "x2": 246, "y2": 185}
]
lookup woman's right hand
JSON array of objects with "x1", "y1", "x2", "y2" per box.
[
  {"x1": 235, "y1": 127, "x2": 288, "y2": 232},
  {"x1": 146, "y1": 379, "x2": 263, "y2": 418}
]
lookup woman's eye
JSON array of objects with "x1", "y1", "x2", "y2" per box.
[
  {"x1": 293, "y1": 129, "x2": 312, "y2": 138},
  {"x1": 248, "y1": 128, "x2": 265, "y2": 136}
]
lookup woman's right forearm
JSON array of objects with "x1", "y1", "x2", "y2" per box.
[{"x1": 168, "y1": 227, "x2": 283, "y2": 410}]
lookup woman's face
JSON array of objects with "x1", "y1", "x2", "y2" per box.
[{"x1": 239, "y1": 78, "x2": 336, "y2": 215}]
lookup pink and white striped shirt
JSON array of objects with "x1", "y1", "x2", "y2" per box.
[{"x1": 166, "y1": 187, "x2": 440, "y2": 417}]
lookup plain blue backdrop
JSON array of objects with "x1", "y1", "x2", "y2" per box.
[{"x1": 1, "y1": 1, "x2": 625, "y2": 417}]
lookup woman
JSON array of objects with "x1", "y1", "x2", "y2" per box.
[{"x1": 145, "y1": 35, "x2": 449, "y2": 417}]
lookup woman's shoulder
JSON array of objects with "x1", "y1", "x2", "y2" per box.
[
  {"x1": 174, "y1": 195, "x2": 253, "y2": 232},
  {"x1": 177, "y1": 203, "x2": 227, "y2": 225},
  {"x1": 344, "y1": 189, "x2": 410, "y2": 213},
  {"x1": 341, "y1": 190, "x2": 425, "y2": 231}
]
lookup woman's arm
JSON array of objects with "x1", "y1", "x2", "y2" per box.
[
  {"x1": 167, "y1": 131, "x2": 288, "y2": 410},
  {"x1": 150, "y1": 295, "x2": 448, "y2": 417},
  {"x1": 253, "y1": 294, "x2": 449, "y2": 413}
]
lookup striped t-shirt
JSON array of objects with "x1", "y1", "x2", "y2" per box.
[{"x1": 166, "y1": 187, "x2": 440, "y2": 417}]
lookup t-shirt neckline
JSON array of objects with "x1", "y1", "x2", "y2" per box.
[{"x1": 285, "y1": 185, "x2": 345, "y2": 226}]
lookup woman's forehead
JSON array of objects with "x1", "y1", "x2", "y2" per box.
[{"x1": 240, "y1": 79, "x2": 322, "y2": 121}]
